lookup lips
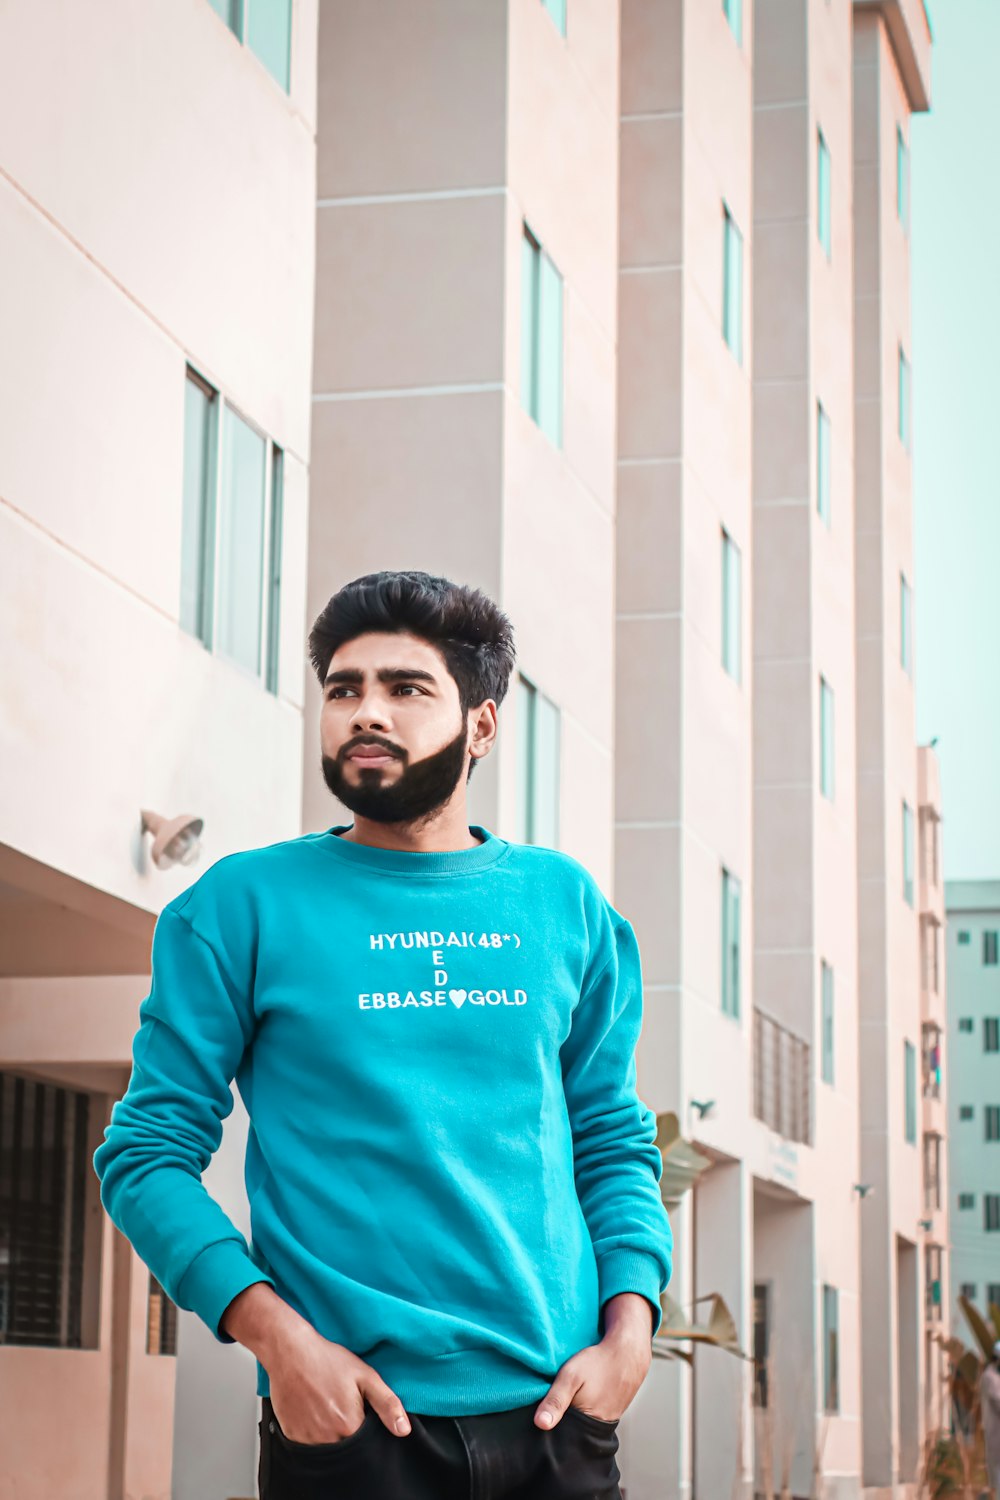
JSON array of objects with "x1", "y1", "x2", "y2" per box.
[{"x1": 346, "y1": 746, "x2": 398, "y2": 764}]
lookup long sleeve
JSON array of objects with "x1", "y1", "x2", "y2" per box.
[
  {"x1": 93, "y1": 898, "x2": 275, "y2": 1342},
  {"x1": 560, "y1": 909, "x2": 673, "y2": 1337}
]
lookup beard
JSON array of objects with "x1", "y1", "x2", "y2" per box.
[{"x1": 321, "y1": 718, "x2": 471, "y2": 826}]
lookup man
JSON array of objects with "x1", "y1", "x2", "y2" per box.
[
  {"x1": 94, "y1": 569, "x2": 673, "y2": 1500},
  {"x1": 985, "y1": 1339, "x2": 1000, "y2": 1499}
]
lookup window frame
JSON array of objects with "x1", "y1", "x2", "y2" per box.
[
  {"x1": 722, "y1": 204, "x2": 744, "y2": 365},
  {"x1": 181, "y1": 365, "x2": 284, "y2": 696},
  {"x1": 904, "y1": 1039, "x2": 917, "y2": 1144},
  {"x1": 817, "y1": 128, "x2": 832, "y2": 259},
  {"x1": 821, "y1": 959, "x2": 835, "y2": 1085},
  {"x1": 816, "y1": 400, "x2": 832, "y2": 526},
  {"x1": 721, "y1": 866, "x2": 742, "y2": 1019},
  {"x1": 822, "y1": 1285, "x2": 839, "y2": 1413}
]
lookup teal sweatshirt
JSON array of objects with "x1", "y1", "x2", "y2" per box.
[{"x1": 93, "y1": 824, "x2": 673, "y2": 1415}]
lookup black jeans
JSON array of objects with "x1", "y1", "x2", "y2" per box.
[{"x1": 258, "y1": 1394, "x2": 623, "y2": 1499}]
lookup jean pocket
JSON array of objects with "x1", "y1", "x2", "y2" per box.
[
  {"x1": 268, "y1": 1400, "x2": 374, "y2": 1454},
  {"x1": 564, "y1": 1404, "x2": 620, "y2": 1436}
]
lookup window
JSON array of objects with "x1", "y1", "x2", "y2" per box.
[
  {"x1": 958, "y1": 1193, "x2": 975, "y2": 1211},
  {"x1": 988, "y1": 1283, "x2": 1000, "y2": 1309},
  {"x1": 181, "y1": 369, "x2": 218, "y2": 644},
  {"x1": 723, "y1": 0, "x2": 742, "y2": 45},
  {"x1": 721, "y1": 868, "x2": 742, "y2": 1019},
  {"x1": 816, "y1": 401, "x2": 831, "y2": 526},
  {"x1": 206, "y1": 0, "x2": 292, "y2": 91},
  {"x1": 753, "y1": 1282, "x2": 770, "y2": 1407},
  {"x1": 958, "y1": 1018, "x2": 973, "y2": 1033},
  {"x1": 986, "y1": 1195, "x2": 1000, "y2": 1233},
  {"x1": 986, "y1": 1106, "x2": 1000, "y2": 1143},
  {"x1": 721, "y1": 530, "x2": 742, "y2": 682},
  {"x1": 986, "y1": 1018, "x2": 1000, "y2": 1054},
  {"x1": 515, "y1": 674, "x2": 560, "y2": 848},
  {"x1": 817, "y1": 130, "x2": 831, "y2": 258},
  {"x1": 820, "y1": 678, "x2": 835, "y2": 800},
  {"x1": 959, "y1": 1105, "x2": 974, "y2": 1121},
  {"x1": 821, "y1": 960, "x2": 834, "y2": 1085},
  {"x1": 521, "y1": 226, "x2": 564, "y2": 447},
  {"x1": 896, "y1": 125, "x2": 910, "y2": 233},
  {"x1": 822, "y1": 1285, "x2": 839, "y2": 1413},
  {"x1": 147, "y1": 1273, "x2": 178, "y2": 1356},
  {"x1": 0, "y1": 1072, "x2": 94, "y2": 1347},
  {"x1": 960, "y1": 1282, "x2": 977, "y2": 1301},
  {"x1": 904, "y1": 1040, "x2": 917, "y2": 1144},
  {"x1": 898, "y1": 346, "x2": 912, "y2": 451},
  {"x1": 722, "y1": 206, "x2": 743, "y2": 363},
  {"x1": 900, "y1": 574, "x2": 913, "y2": 675},
  {"x1": 958, "y1": 931, "x2": 971, "y2": 945},
  {"x1": 902, "y1": 801, "x2": 914, "y2": 907},
  {"x1": 541, "y1": 0, "x2": 567, "y2": 35},
  {"x1": 181, "y1": 369, "x2": 284, "y2": 691},
  {"x1": 985, "y1": 931, "x2": 999, "y2": 966}
]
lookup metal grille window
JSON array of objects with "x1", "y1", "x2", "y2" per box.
[
  {"x1": 0, "y1": 1073, "x2": 90, "y2": 1346},
  {"x1": 753, "y1": 1009, "x2": 812, "y2": 1145},
  {"x1": 985, "y1": 1195, "x2": 1000, "y2": 1233},
  {"x1": 960, "y1": 1282, "x2": 976, "y2": 1301},
  {"x1": 985, "y1": 931, "x2": 999, "y2": 966},
  {"x1": 958, "y1": 1018, "x2": 973, "y2": 1034},
  {"x1": 985, "y1": 1018, "x2": 1000, "y2": 1054},
  {"x1": 988, "y1": 1283, "x2": 1000, "y2": 1310},
  {"x1": 923, "y1": 1133, "x2": 941, "y2": 1213},
  {"x1": 147, "y1": 1272, "x2": 178, "y2": 1356},
  {"x1": 959, "y1": 1105, "x2": 974, "y2": 1121},
  {"x1": 986, "y1": 1107, "x2": 1000, "y2": 1144},
  {"x1": 958, "y1": 1193, "x2": 975, "y2": 1211},
  {"x1": 957, "y1": 931, "x2": 971, "y2": 945}
]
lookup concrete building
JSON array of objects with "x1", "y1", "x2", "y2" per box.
[
  {"x1": 944, "y1": 880, "x2": 1000, "y2": 1333},
  {"x1": 0, "y1": 2, "x2": 939, "y2": 1499},
  {"x1": 0, "y1": 2, "x2": 317, "y2": 1497}
]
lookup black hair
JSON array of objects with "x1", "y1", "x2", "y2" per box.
[{"x1": 308, "y1": 571, "x2": 517, "y2": 777}]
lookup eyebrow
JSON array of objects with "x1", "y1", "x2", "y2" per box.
[{"x1": 323, "y1": 666, "x2": 439, "y2": 690}]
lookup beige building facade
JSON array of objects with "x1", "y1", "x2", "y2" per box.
[{"x1": 0, "y1": 2, "x2": 940, "y2": 1499}]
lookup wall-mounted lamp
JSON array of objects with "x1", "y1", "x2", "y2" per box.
[
  {"x1": 918, "y1": 1218, "x2": 934, "y2": 1232},
  {"x1": 140, "y1": 809, "x2": 205, "y2": 870},
  {"x1": 690, "y1": 1099, "x2": 716, "y2": 1121},
  {"x1": 853, "y1": 1183, "x2": 874, "y2": 1199}
]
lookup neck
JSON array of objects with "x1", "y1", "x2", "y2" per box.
[{"x1": 338, "y1": 800, "x2": 483, "y2": 853}]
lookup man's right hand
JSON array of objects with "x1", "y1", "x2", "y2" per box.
[{"x1": 221, "y1": 1282, "x2": 412, "y2": 1444}]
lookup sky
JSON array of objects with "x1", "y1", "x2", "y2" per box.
[{"x1": 912, "y1": 0, "x2": 1000, "y2": 882}]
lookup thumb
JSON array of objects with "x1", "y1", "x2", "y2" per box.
[
  {"x1": 534, "y1": 1376, "x2": 579, "y2": 1430},
  {"x1": 358, "y1": 1368, "x2": 412, "y2": 1438}
]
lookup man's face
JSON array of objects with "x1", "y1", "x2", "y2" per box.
[{"x1": 319, "y1": 631, "x2": 476, "y2": 824}]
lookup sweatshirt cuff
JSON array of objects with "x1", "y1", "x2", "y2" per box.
[
  {"x1": 597, "y1": 1248, "x2": 665, "y2": 1338},
  {"x1": 176, "y1": 1240, "x2": 277, "y2": 1344}
]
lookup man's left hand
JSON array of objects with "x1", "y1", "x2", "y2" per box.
[{"x1": 533, "y1": 1293, "x2": 654, "y2": 1430}]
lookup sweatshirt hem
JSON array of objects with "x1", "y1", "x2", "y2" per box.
[{"x1": 256, "y1": 1349, "x2": 555, "y2": 1417}]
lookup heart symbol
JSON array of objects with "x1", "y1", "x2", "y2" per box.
[{"x1": 449, "y1": 989, "x2": 467, "y2": 1008}]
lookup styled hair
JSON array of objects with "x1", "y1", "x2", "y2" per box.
[{"x1": 308, "y1": 572, "x2": 516, "y2": 778}]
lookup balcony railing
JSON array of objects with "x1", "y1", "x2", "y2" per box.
[{"x1": 753, "y1": 1008, "x2": 813, "y2": 1146}]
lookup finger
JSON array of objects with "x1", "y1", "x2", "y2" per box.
[
  {"x1": 359, "y1": 1371, "x2": 412, "y2": 1437},
  {"x1": 534, "y1": 1381, "x2": 580, "y2": 1430}
]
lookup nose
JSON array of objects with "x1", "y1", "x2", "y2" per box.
[{"x1": 348, "y1": 690, "x2": 391, "y2": 734}]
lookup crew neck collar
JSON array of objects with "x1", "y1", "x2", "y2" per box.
[{"x1": 310, "y1": 824, "x2": 510, "y2": 876}]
